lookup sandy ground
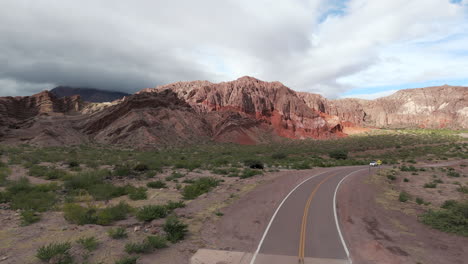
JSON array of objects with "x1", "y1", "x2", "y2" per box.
[{"x1": 338, "y1": 161, "x2": 468, "y2": 264}]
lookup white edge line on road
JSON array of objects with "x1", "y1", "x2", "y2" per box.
[
  {"x1": 333, "y1": 168, "x2": 367, "y2": 264},
  {"x1": 249, "y1": 168, "x2": 341, "y2": 264}
]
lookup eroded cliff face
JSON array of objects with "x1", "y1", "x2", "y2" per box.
[
  {"x1": 299, "y1": 85, "x2": 468, "y2": 129},
  {"x1": 143, "y1": 76, "x2": 344, "y2": 141}
]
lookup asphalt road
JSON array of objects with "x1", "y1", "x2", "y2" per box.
[{"x1": 250, "y1": 167, "x2": 367, "y2": 264}]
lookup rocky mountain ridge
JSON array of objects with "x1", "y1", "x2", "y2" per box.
[
  {"x1": 0, "y1": 77, "x2": 466, "y2": 146},
  {"x1": 51, "y1": 86, "x2": 130, "y2": 103}
]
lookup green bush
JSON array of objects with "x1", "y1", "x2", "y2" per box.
[
  {"x1": 115, "y1": 256, "x2": 139, "y2": 264},
  {"x1": 400, "y1": 165, "x2": 417, "y2": 172},
  {"x1": 403, "y1": 178, "x2": 409, "y2": 182},
  {"x1": 136, "y1": 205, "x2": 168, "y2": 222},
  {"x1": 240, "y1": 169, "x2": 262, "y2": 179},
  {"x1": 387, "y1": 175, "x2": 396, "y2": 181},
  {"x1": 63, "y1": 202, "x2": 132, "y2": 225},
  {"x1": 146, "y1": 180, "x2": 167, "y2": 189},
  {"x1": 165, "y1": 171, "x2": 185, "y2": 181},
  {"x1": 416, "y1": 197, "x2": 425, "y2": 205},
  {"x1": 182, "y1": 177, "x2": 220, "y2": 199},
  {"x1": 457, "y1": 186, "x2": 468, "y2": 194},
  {"x1": 29, "y1": 165, "x2": 66, "y2": 180},
  {"x1": 420, "y1": 200, "x2": 468, "y2": 236},
  {"x1": 6, "y1": 178, "x2": 58, "y2": 211},
  {"x1": 108, "y1": 227, "x2": 128, "y2": 239},
  {"x1": 271, "y1": 153, "x2": 287, "y2": 159},
  {"x1": 64, "y1": 170, "x2": 109, "y2": 190},
  {"x1": 165, "y1": 200, "x2": 186, "y2": 211},
  {"x1": 328, "y1": 150, "x2": 348, "y2": 160},
  {"x1": 134, "y1": 163, "x2": 149, "y2": 172},
  {"x1": 399, "y1": 191, "x2": 411, "y2": 202},
  {"x1": 36, "y1": 242, "x2": 72, "y2": 263},
  {"x1": 423, "y1": 182, "x2": 437, "y2": 188},
  {"x1": 20, "y1": 210, "x2": 40, "y2": 226},
  {"x1": 163, "y1": 216, "x2": 188, "y2": 243},
  {"x1": 63, "y1": 203, "x2": 98, "y2": 225},
  {"x1": 96, "y1": 202, "x2": 133, "y2": 225},
  {"x1": 147, "y1": 235, "x2": 168, "y2": 249},
  {"x1": 448, "y1": 171, "x2": 461, "y2": 177},
  {"x1": 127, "y1": 186, "x2": 147, "y2": 200},
  {"x1": 68, "y1": 161, "x2": 80, "y2": 168},
  {"x1": 291, "y1": 162, "x2": 312, "y2": 170},
  {"x1": 125, "y1": 241, "x2": 152, "y2": 254},
  {"x1": 88, "y1": 183, "x2": 127, "y2": 201},
  {"x1": 77, "y1": 236, "x2": 99, "y2": 251}
]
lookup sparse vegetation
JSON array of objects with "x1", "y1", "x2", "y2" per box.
[
  {"x1": 146, "y1": 180, "x2": 167, "y2": 189},
  {"x1": 399, "y1": 191, "x2": 411, "y2": 202},
  {"x1": 136, "y1": 205, "x2": 168, "y2": 222},
  {"x1": 423, "y1": 182, "x2": 437, "y2": 188},
  {"x1": 147, "y1": 235, "x2": 168, "y2": 249},
  {"x1": 115, "y1": 256, "x2": 139, "y2": 264},
  {"x1": 125, "y1": 241, "x2": 152, "y2": 254},
  {"x1": 108, "y1": 227, "x2": 128, "y2": 239},
  {"x1": 420, "y1": 200, "x2": 468, "y2": 237},
  {"x1": 20, "y1": 210, "x2": 40, "y2": 226},
  {"x1": 163, "y1": 216, "x2": 188, "y2": 243},
  {"x1": 36, "y1": 242, "x2": 72, "y2": 263},
  {"x1": 329, "y1": 150, "x2": 348, "y2": 160},
  {"x1": 182, "y1": 177, "x2": 220, "y2": 199},
  {"x1": 77, "y1": 236, "x2": 99, "y2": 251},
  {"x1": 63, "y1": 201, "x2": 132, "y2": 225}
]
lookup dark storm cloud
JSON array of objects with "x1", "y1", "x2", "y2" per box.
[{"x1": 0, "y1": 0, "x2": 466, "y2": 97}]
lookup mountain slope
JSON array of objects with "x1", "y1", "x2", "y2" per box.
[
  {"x1": 51, "y1": 86, "x2": 130, "y2": 103},
  {"x1": 299, "y1": 85, "x2": 468, "y2": 129}
]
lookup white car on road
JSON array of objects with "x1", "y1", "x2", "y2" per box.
[{"x1": 369, "y1": 161, "x2": 378, "y2": 167}]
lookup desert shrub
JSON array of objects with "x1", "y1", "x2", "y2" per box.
[
  {"x1": 114, "y1": 164, "x2": 132, "y2": 177},
  {"x1": 416, "y1": 197, "x2": 425, "y2": 205},
  {"x1": 271, "y1": 153, "x2": 287, "y2": 159},
  {"x1": 433, "y1": 179, "x2": 444, "y2": 184},
  {"x1": 136, "y1": 205, "x2": 168, "y2": 222},
  {"x1": 165, "y1": 171, "x2": 185, "y2": 181},
  {"x1": 211, "y1": 168, "x2": 229, "y2": 175},
  {"x1": 127, "y1": 186, "x2": 147, "y2": 200},
  {"x1": 115, "y1": 256, "x2": 139, "y2": 264},
  {"x1": 291, "y1": 162, "x2": 312, "y2": 170},
  {"x1": 182, "y1": 179, "x2": 195, "y2": 184},
  {"x1": 423, "y1": 182, "x2": 437, "y2": 188},
  {"x1": 243, "y1": 159, "x2": 264, "y2": 169},
  {"x1": 240, "y1": 169, "x2": 262, "y2": 179},
  {"x1": 165, "y1": 200, "x2": 186, "y2": 211},
  {"x1": 147, "y1": 235, "x2": 168, "y2": 249},
  {"x1": 163, "y1": 216, "x2": 188, "y2": 243},
  {"x1": 63, "y1": 202, "x2": 131, "y2": 225},
  {"x1": 403, "y1": 178, "x2": 409, "y2": 182},
  {"x1": 125, "y1": 241, "x2": 152, "y2": 254},
  {"x1": 182, "y1": 177, "x2": 220, "y2": 199},
  {"x1": 441, "y1": 200, "x2": 458, "y2": 209},
  {"x1": 400, "y1": 165, "x2": 417, "y2": 172},
  {"x1": 146, "y1": 180, "x2": 167, "y2": 189},
  {"x1": 457, "y1": 186, "x2": 468, "y2": 194},
  {"x1": 108, "y1": 227, "x2": 128, "y2": 239},
  {"x1": 20, "y1": 210, "x2": 40, "y2": 226},
  {"x1": 77, "y1": 236, "x2": 99, "y2": 251},
  {"x1": 36, "y1": 242, "x2": 72, "y2": 263},
  {"x1": 387, "y1": 175, "x2": 396, "y2": 181},
  {"x1": 7, "y1": 179, "x2": 58, "y2": 211},
  {"x1": 174, "y1": 160, "x2": 201, "y2": 171},
  {"x1": 399, "y1": 191, "x2": 411, "y2": 202},
  {"x1": 63, "y1": 203, "x2": 98, "y2": 225},
  {"x1": 448, "y1": 171, "x2": 461, "y2": 177},
  {"x1": 420, "y1": 200, "x2": 468, "y2": 236},
  {"x1": 88, "y1": 183, "x2": 127, "y2": 201},
  {"x1": 96, "y1": 202, "x2": 133, "y2": 225},
  {"x1": 134, "y1": 163, "x2": 149, "y2": 172},
  {"x1": 64, "y1": 170, "x2": 109, "y2": 190},
  {"x1": 328, "y1": 150, "x2": 348, "y2": 160},
  {"x1": 29, "y1": 165, "x2": 66, "y2": 180}
]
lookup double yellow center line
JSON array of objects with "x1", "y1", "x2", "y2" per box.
[{"x1": 298, "y1": 172, "x2": 338, "y2": 263}]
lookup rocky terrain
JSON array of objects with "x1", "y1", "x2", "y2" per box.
[
  {"x1": 0, "y1": 78, "x2": 466, "y2": 146},
  {"x1": 51, "y1": 86, "x2": 130, "y2": 103},
  {"x1": 299, "y1": 85, "x2": 468, "y2": 129}
]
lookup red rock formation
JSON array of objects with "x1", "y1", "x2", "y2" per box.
[{"x1": 143, "y1": 76, "x2": 344, "y2": 142}]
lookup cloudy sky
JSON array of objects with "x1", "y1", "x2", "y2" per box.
[{"x1": 1, "y1": 0, "x2": 467, "y2": 99}]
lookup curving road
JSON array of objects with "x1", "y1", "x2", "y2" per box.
[{"x1": 250, "y1": 166, "x2": 367, "y2": 264}]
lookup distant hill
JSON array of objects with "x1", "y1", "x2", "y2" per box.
[{"x1": 50, "y1": 86, "x2": 129, "y2": 103}]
